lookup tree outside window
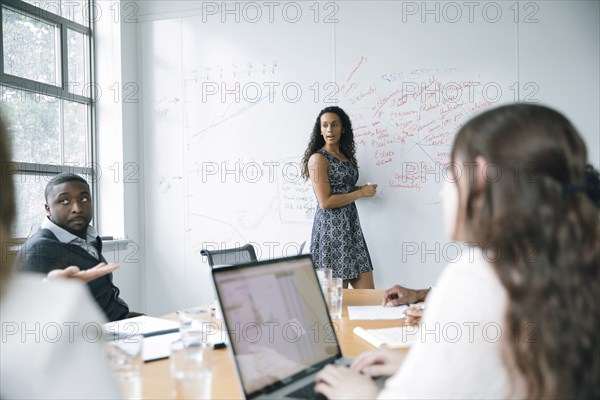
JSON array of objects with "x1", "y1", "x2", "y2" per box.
[{"x1": 1, "y1": 0, "x2": 94, "y2": 237}]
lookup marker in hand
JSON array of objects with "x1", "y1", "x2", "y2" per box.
[{"x1": 364, "y1": 182, "x2": 377, "y2": 197}]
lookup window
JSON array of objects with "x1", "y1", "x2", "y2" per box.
[{"x1": 1, "y1": 0, "x2": 95, "y2": 237}]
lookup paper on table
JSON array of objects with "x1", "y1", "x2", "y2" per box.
[
  {"x1": 353, "y1": 326, "x2": 419, "y2": 349},
  {"x1": 103, "y1": 315, "x2": 180, "y2": 338},
  {"x1": 143, "y1": 332, "x2": 181, "y2": 362},
  {"x1": 142, "y1": 328, "x2": 229, "y2": 362},
  {"x1": 347, "y1": 305, "x2": 409, "y2": 320}
]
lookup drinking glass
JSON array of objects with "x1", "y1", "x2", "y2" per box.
[
  {"x1": 322, "y1": 277, "x2": 343, "y2": 319},
  {"x1": 170, "y1": 339, "x2": 213, "y2": 399}
]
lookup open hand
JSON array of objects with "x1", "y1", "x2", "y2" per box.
[{"x1": 47, "y1": 262, "x2": 119, "y2": 283}]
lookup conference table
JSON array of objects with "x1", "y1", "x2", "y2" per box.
[{"x1": 141, "y1": 289, "x2": 405, "y2": 399}]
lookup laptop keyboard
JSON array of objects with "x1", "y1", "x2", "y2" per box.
[{"x1": 287, "y1": 383, "x2": 327, "y2": 400}]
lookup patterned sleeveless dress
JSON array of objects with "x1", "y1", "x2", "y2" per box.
[{"x1": 310, "y1": 149, "x2": 374, "y2": 279}]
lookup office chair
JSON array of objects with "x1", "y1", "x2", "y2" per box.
[
  {"x1": 200, "y1": 244, "x2": 258, "y2": 269},
  {"x1": 298, "y1": 240, "x2": 307, "y2": 255}
]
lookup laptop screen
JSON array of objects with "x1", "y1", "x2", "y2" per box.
[{"x1": 213, "y1": 255, "x2": 342, "y2": 397}]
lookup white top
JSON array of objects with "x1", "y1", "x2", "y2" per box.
[
  {"x1": 41, "y1": 216, "x2": 100, "y2": 259},
  {"x1": 379, "y1": 246, "x2": 524, "y2": 399},
  {"x1": 0, "y1": 274, "x2": 120, "y2": 399}
]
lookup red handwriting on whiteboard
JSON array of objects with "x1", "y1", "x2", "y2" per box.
[
  {"x1": 351, "y1": 83, "x2": 377, "y2": 104},
  {"x1": 338, "y1": 56, "x2": 368, "y2": 98},
  {"x1": 343, "y1": 70, "x2": 499, "y2": 195},
  {"x1": 346, "y1": 56, "x2": 367, "y2": 83},
  {"x1": 375, "y1": 150, "x2": 395, "y2": 166},
  {"x1": 389, "y1": 174, "x2": 423, "y2": 192}
]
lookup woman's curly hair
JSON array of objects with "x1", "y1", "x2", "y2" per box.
[{"x1": 301, "y1": 106, "x2": 358, "y2": 180}]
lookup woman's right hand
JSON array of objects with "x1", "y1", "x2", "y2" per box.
[
  {"x1": 360, "y1": 184, "x2": 377, "y2": 197},
  {"x1": 405, "y1": 302, "x2": 425, "y2": 326},
  {"x1": 350, "y1": 348, "x2": 406, "y2": 378}
]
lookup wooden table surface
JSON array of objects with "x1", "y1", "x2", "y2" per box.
[{"x1": 141, "y1": 289, "x2": 403, "y2": 399}]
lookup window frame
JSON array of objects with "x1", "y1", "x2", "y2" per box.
[{"x1": 0, "y1": 0, "x2": 98, "y2": 237}]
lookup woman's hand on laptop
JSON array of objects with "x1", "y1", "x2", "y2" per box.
[
  {"x1": 315, "y1": 365, "x2": 379, "y2": 399},
  {"x1": 350, "y1": 349, "x2": 406, "y2": 378}
]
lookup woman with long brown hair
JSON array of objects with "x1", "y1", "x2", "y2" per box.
[{"x1": 314, "y1": 104, "x2": 599, "y2": 399}]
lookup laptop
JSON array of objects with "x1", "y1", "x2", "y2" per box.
[{"x1": 212, "y1": 254, "x2": 352, "y2": 399}]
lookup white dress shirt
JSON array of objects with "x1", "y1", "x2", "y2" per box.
[{"x1": 41, "y1": 217, "x2": 100, "y2": 259}]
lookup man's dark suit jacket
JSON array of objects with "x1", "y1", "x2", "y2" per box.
[{"x1": 19, "y1": 229, "x2": 129, "y2": 321}]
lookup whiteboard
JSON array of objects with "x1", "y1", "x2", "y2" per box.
[{"x1": 140, "y1": 1, "x2": 600, "y2": 316}]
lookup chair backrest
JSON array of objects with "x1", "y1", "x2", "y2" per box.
[
  {"x1": 200, "y1": 244, "x2": 258, "y2": 269},
  {"x1": 298, "y1": 240, "x2": 307, "y2": 255}
]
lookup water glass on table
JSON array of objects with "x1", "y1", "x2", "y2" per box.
[
  {"x1": 179, "y1": 306, "x2": 212, "y2": 346},
  {"x1": 170, "y1": 338, "x2": 213, "y2": 399},
  {"x1": 316, "y1": 267, "x2": 333, "y2": 285},
  {"x1": 103, "y1": 334, "x2": 143, "y2": 399},
  {"x1": 322, "y1": 277, "x2": 343, "y2": 319}
]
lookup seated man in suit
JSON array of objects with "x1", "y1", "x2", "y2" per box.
[{"x1": 19, "y1": 173, "x2": 130, "y2": 321}]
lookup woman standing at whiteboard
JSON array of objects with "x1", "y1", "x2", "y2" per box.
[{"x1": 301, "y1": 106, "x2": 378, "y2": 289}]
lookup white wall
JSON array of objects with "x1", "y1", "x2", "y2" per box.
[{"x1": 95, "y1": 0, "x2": 145, "y2": 312}]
